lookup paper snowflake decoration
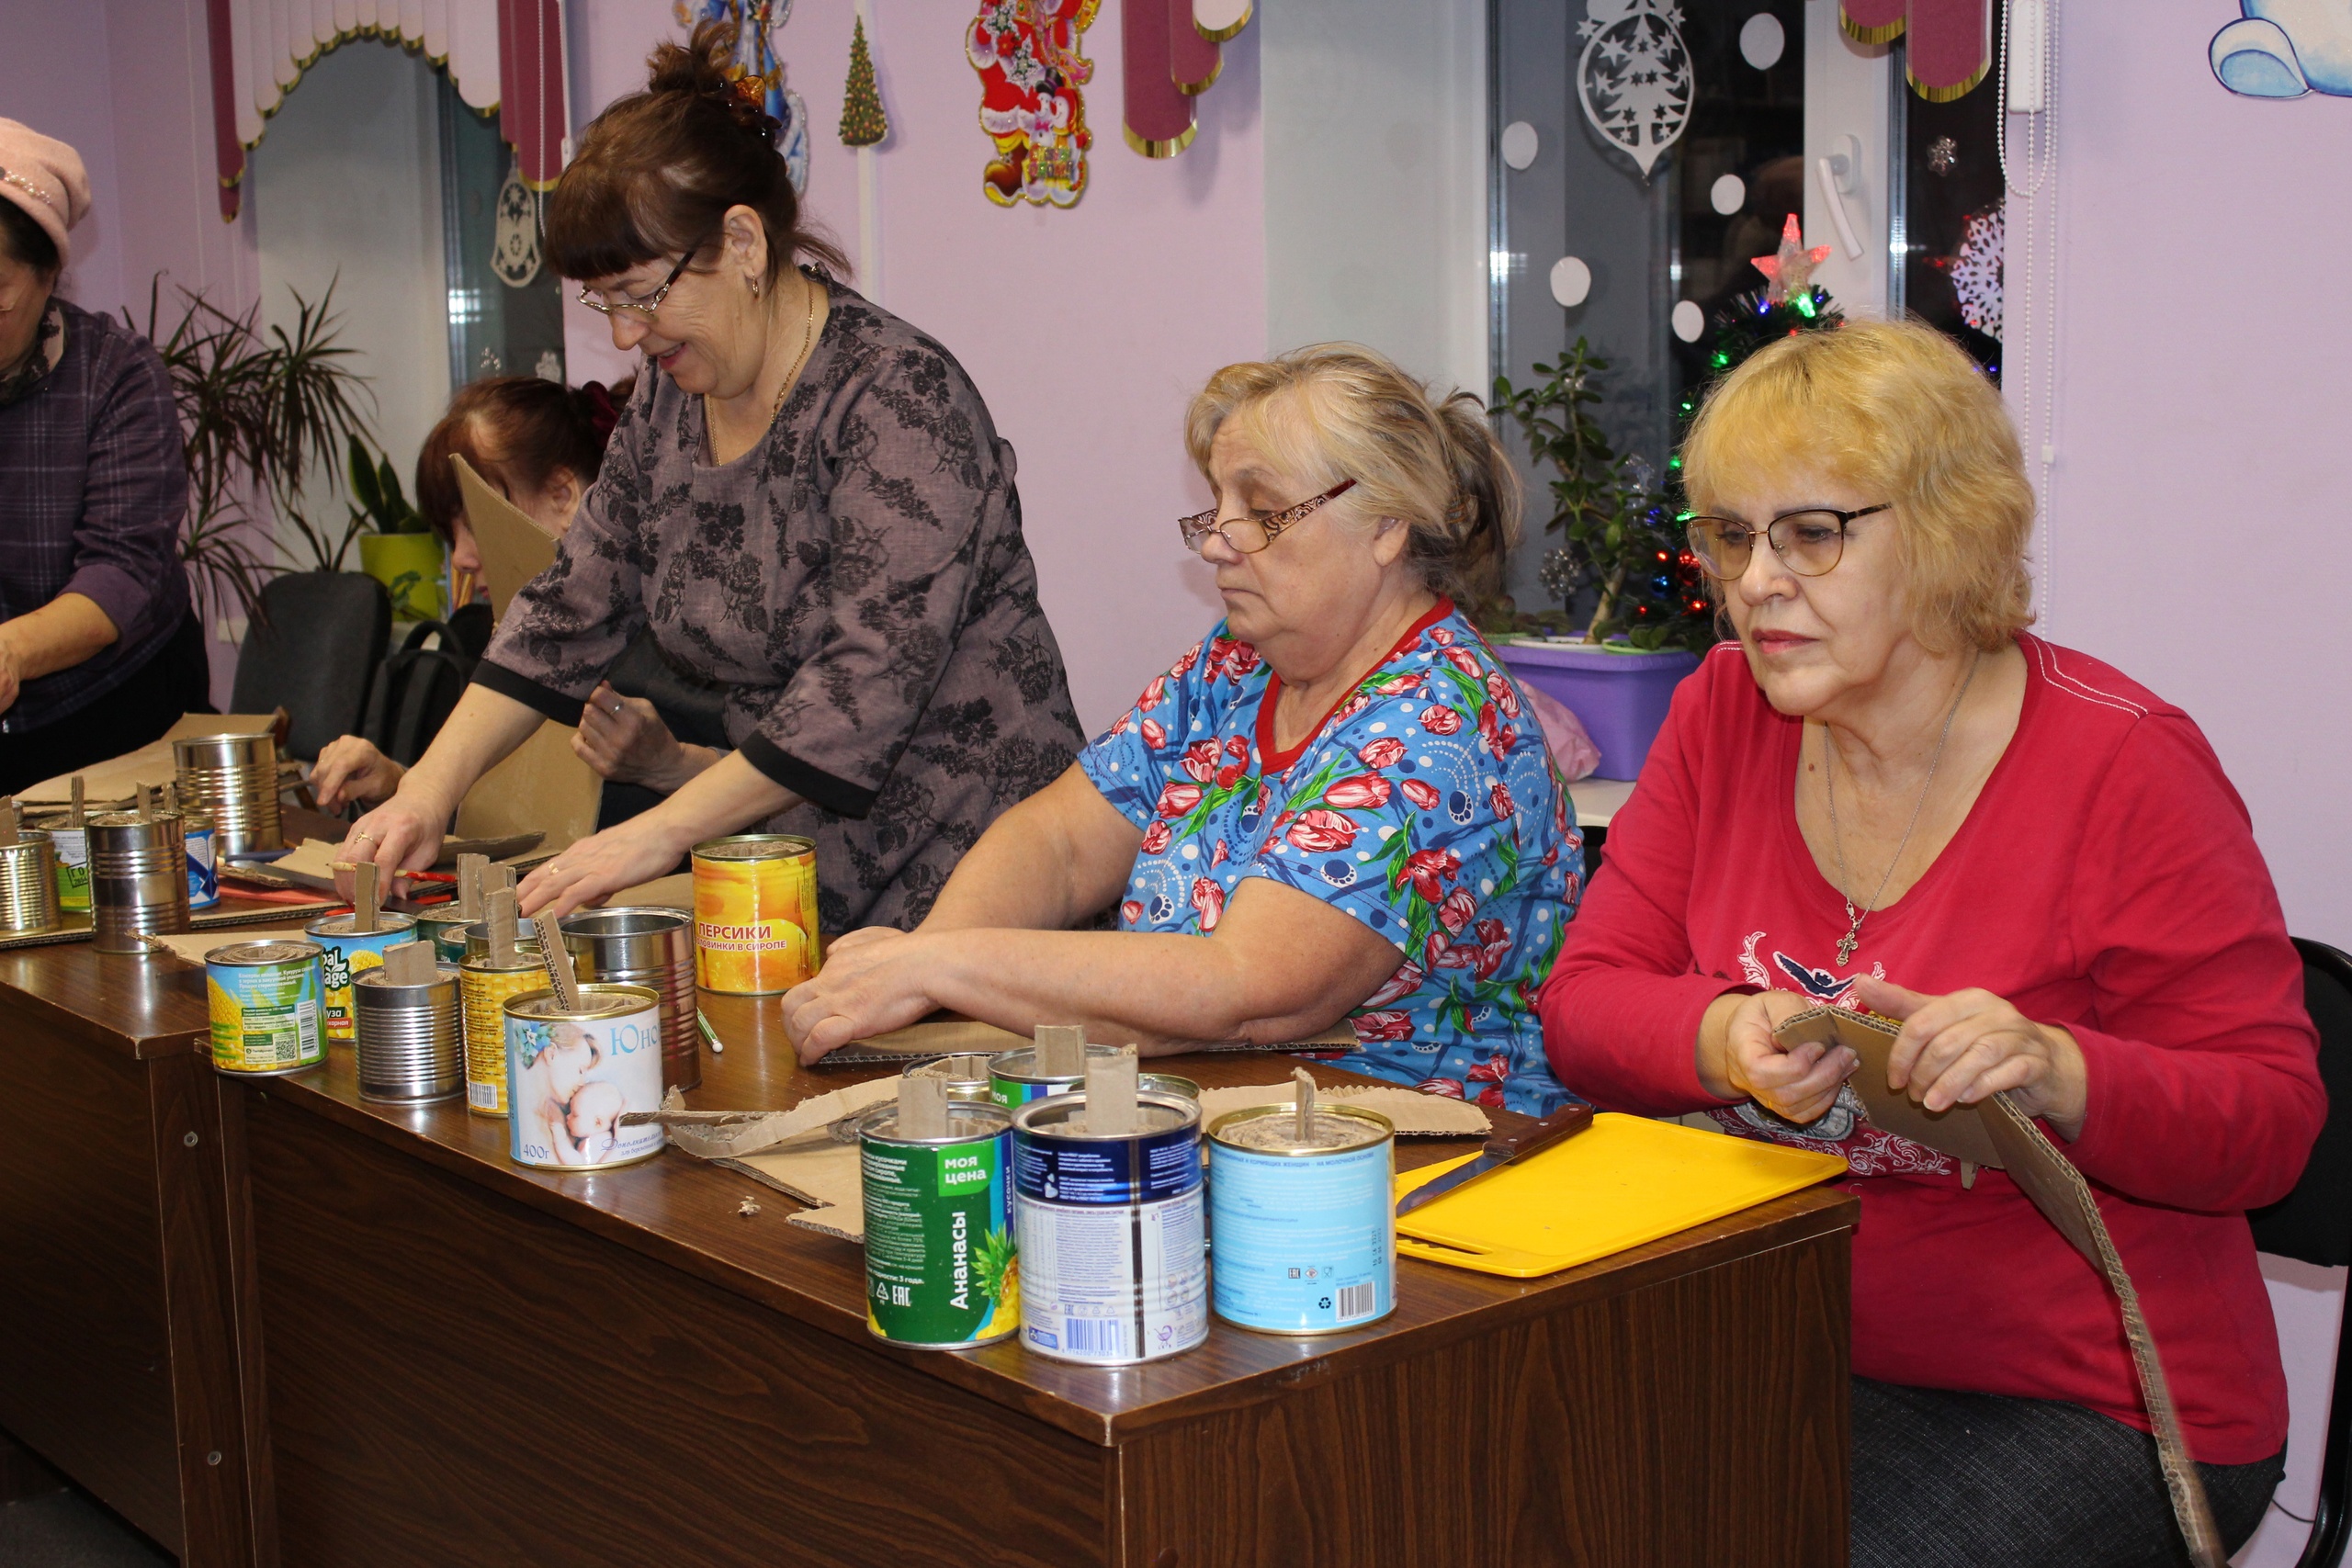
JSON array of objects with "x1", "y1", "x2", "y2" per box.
[
  {"x1": 1951, "y1": 205, "x2": 2004, "y2": 338},
  {"x1": 1577, "y1": 0, "x2": 1691, "y2": 179}
]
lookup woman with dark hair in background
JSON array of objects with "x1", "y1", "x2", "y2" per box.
[
  {"x1": 311, "y1": 374, "x2": 735, "y2": 825},
  {"x1": 337, "y1": 19, "x2": 1086, "y2": 930},
  {"x1": 0, "y1": 119, "x2": 208, "y2": 793}
]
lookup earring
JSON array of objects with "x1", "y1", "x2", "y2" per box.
[{"x1": 749, "y1": 277, "x2": 761, "y2": 299}]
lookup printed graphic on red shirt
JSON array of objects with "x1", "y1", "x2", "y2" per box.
[{"x1": 1704, "y1": 930, "x2": 1958, "y2": 1179}]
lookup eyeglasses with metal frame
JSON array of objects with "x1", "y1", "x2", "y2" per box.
[
  {"x1": 1178, "y1": 478, "x2": 1358, "y2": 556},
  {"x1": 574, "y1": 243, "x2": 707, "y2": 321},
  {"x1": 1682, "y1": 502, "x2": 1893, "y2": 580}
]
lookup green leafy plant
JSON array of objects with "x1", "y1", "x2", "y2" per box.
[
  {"x1": 345, "y1": 434, "x2": 430, "y2": 535},
  {"x1": 1491, "y1": 339, "x2": 1712, "y2": 652},
  {"x1": 133, "y1": 279, "x2": 375, "y2": 614}
]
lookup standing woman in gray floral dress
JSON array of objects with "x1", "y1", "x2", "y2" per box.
[{"x1": 340, "y1": 23, "x2": 1082, "y2": 931}]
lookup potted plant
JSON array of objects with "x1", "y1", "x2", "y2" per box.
[
  {"x1": 346, "y1": 436, "x2": 446, "y2": 622},
  {"x1": 1487, "y1": 340, "x2": 1713, "y2": 781},
  {"x1": 137, "y1": 280, "x2": 372, "y2": 626}
]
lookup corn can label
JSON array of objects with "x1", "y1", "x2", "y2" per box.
[
  {"x1": 863, "y1": 1132, "x2": 1020, "y2": 1348},
  {"x1": 692, "y1": 838, "x2": 820, "y2": 995},
  {"x1": 460, "y1": 966, "x2": 545, "y2": 1116},
  {"x1": 207, "y1": 955, "x2": 324, "y2": 1074},
  {"x1": 504, "y1": 1000, "x2": 665, "y2": 1168},
  {"x1": 308, "y1": 926, "x2": 414, "y2": 1042},
  {"x1": 51, "y1": 829, "x2": 88, "y2": 913}
]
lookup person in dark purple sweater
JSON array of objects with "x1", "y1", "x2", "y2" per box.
[{"x1": 0, "y1": 119, "x2": 204, "y2": 792}]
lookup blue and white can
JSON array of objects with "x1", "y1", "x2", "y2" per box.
[
  {"x1": 1012, "y1": 1091, "x2": 1207, "y2": 1365},
  {"x1": 1206, "y1": 1103, "x2": 1396, "y2": 1335},
  {"x1": 184, "y1": 812, "x2": 219, "y2": 909}
]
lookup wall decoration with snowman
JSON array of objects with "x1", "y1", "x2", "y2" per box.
[{"x1": 2213, "y1": 3, "x2": 2352, "y2": 97}]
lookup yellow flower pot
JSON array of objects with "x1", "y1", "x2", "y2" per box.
[{"x1": 358, "y1": 532, "x2": 447, "y2": 623}]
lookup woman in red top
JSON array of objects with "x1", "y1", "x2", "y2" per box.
[{"x1": 1538, "y1": 320, "x2": 2320, "y2": 1567}]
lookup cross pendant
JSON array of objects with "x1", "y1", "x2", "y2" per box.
[{"x1": 1837, "y1": 931, "x2": 1858, "y2": 966}]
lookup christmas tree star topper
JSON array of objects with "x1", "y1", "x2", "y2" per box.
[{"x1": 1750, "y1": 214, "x2": 1833, "y2": 305}]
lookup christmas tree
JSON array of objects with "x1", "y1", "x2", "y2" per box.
[
  {"x1": 1492, "y1": 340, "x2": 1712, "y2": 651},
  {"x1": 840, "y1": 17, "x2": 887, "y2": 148}
]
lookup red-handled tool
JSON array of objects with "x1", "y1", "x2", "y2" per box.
[{"x1": 1394, "y1": 1101, "x2": 1596, "y2": 1218}]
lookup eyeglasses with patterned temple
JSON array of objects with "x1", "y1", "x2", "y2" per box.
[
  {"x1": 575, "y1": 243, "x2": 707, "y2": 321},
  {"x1": 1682, "y1": 502, "x2": 1893, "y2": 580},
  {"x1": 1179, "y1": 478, "x2": 1357, "y2": 556}
]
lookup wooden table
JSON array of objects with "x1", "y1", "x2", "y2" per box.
[
  {"x1": 232, "y1": 991, "x2": 1852, "y2": 1567},
  {"x1": 3, "y1": 932, "x2": 1856, "y2": 1567},
  {"x1": 0, "y1": 903, "x2": 290, "y2": 1567}
]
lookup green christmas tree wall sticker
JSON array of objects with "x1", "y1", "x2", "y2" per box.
[{"x1": 840, "y1": 16, "x2": 887, "y2": 147}]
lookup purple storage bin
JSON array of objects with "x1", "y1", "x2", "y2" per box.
[{"x1": 1496, "y1": 641, "x2": 1702, "y2": 782}]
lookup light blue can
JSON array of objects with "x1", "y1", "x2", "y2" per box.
[{"x1": 1206, "y1": 1103, "x2": 1396, "y2": 1335}]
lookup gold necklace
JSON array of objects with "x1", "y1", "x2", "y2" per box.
[{"x1": 703, "y1": 271, "x2": 820, "y2": 440}]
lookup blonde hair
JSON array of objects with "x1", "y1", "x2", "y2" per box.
[
  {"x1": 1183, "y1": 344, "x2": 1521, "y2": 604},
  {"x1": 1679, "y1": 318, "x2": 2034, "y2": 654}
]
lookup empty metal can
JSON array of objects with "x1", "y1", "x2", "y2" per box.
[
  {"x1": 458, "y1": 950, "x2": 560, "y2": 1117},
  {"x1": 990, "y1": 1045, "x2": 1201, "y2": 1108},
  {"x1": 1206, "y1": 1103, "x2": 1396, "y2": 1334},
  {"x1": 47, "y1": 826, "x2": 88, "y2": 913},
  {"x1": 900, "y1": 1053, "x2": 1000, "y2": 1104},
  {"x1": 204, "y1": 940, "x2": 325, "y2": 1076},
  {"x1": 353, "y1": 958, "x2": 462, "y2": 1102},
  {"x1": 172, "y1": 732, "x2": 282, "y2": 855},
  {"x1": 0, "y1": 831, "x2": 58, "y2": 934},
  {"x1": 182, "y1": 809, "x2": 219, "y2": 909},
  {"x1": 560, "y1": 906, "x2": 698, "y2": 1091},
  {"x1": 88, "y1": 812, "x2": 190, "y2": 953},
  {"x1": 691, "y1": 834, "x2": 820, "y2": 995}
]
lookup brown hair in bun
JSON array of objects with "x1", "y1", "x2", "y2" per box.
[{"x1": 545, "y1": 19, "x2": 846, "y2": 288}]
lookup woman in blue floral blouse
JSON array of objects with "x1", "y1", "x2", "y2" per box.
[{"x1": 785, "y1": 345, "x2": 1583, "y2": 1111}]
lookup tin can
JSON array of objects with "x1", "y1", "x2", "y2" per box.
[
  {"x1": 560, "y1": 907, "x2": 698, "y2": 1091},
  {"x1": 304, "y1": 911, "x2": 420, "y2": 1043},
  {"x1": 183, "y1": 811, "x2": 219, "y2": 910},
  {"x1": 90, "y1": 811, "x2": 189, "y2": 953},
  {"x1": 1206, "y1": 1104, "x2": 1396, "y2": 1334},
  {"x1": 900, "y1": 1053, "x2": 1000, "y2": 1104},
  {"x1": 354, "y1": 961, "x2": 462, "y2": 1102},
  {"x1": 459, "y1": 955, "x2": 553, "y2": 1116},
  {"x1": 503, "y1": 984, "x2": 665, "y2": 1170},
  {"x1": 691, "y1": 834, "x2": 819, "y2": 995},
  {"x1": 49, "y1": 827, "x2": 88, "y2": 913},
  {"x1": 0, "y1": 832, "x2": 57, "y2": 934},
  {"x1": 1012, "y1": 1091, "x2": 1208, "y2": 1365},
  {"x1": 204, "y1": 940, "x2": 326, "y2": 1076},
  {"x1": 989, "y1": 1045, "x2": 1201, "y2": 1108},
  {"x1": 418, "y1": 912, "x2": 477, "y2": 964},
  {"x1": 860, "y1": 1099, "x2": 1019, "y2": 1349}
]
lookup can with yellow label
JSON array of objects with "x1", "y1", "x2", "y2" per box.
[{"x1": 691, "y1": 834, "x2": 820, "y2": 995}]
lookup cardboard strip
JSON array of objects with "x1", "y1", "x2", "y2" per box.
[{"x1": 1776, "y1": 1006, "x2": 2222, "y2": 1567}]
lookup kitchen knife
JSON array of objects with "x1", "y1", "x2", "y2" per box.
[{"x1": 1394, "y1": 1101, "x2": 1596, "y2": 1219}]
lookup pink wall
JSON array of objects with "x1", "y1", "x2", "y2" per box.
[
  {"x1": 2030, "y1": 8, "x2": 2352, "y2": 1561},
  {"x1": 2037, "y1": 2, "x2": 2352, "y2": 953},
  {"x1": 565, "y1": 0, "x2": 1264, "y2": 732}
]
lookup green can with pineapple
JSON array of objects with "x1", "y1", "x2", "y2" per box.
[{"x1": 859, "y1": 1100, "x2": 1020, "y2": 1349}]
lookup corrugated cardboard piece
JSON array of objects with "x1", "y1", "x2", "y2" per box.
[
  {"x1": 452, "y1": 452, "x2": 560, "y2": 620},
  {"x1": 815, "y1": 1017, "x2": 1363, "y2": 1066},
  {"x1": 650, "y1": 1076, "x2": 1492, "y2": 1244},
  {"x1": 1776, "y1": 1005, "x2": 2224, "y2": 1568}
]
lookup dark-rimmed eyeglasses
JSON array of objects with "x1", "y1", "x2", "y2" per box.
[
  {"x1": 575, "y1": 243, "x2": 706, "y2": 321},
  {"x1": 1179, "y1": 479, "x2": 1357, "y2": 556},
  {"x1": 1683, "y1": 503, "x2": 1892, "y2": 580}
]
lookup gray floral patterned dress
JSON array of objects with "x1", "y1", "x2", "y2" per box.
[{"x1": 475, "y1": 274, "x2": 1084, "y2": 931}]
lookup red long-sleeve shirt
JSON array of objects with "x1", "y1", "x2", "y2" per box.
[{"x1": 1540, "y1": 635, "x2": 2323, "y2": 1463}]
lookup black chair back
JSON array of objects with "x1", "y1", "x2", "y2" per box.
[
  {"x1": 2248, "y1": 938, "x2": 2352, "y2": 1568},
  {"x1": 229, "y1": 572, "x2": 391, "y2": 761}
]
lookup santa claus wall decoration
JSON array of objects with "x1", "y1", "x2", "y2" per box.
[{"x1": 968, "y1": 0, "x2": 1101, "y2": 207}]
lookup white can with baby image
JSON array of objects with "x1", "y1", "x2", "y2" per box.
[{"x1": 503, "y1": 985, "x2": 666, "y2": 1171}]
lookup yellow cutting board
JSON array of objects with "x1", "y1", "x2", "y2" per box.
[{"x1": 1392, "y1": 1112, "x2": 1848, "y2": 1278}]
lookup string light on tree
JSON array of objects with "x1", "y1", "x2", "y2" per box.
[{"x1": 840, "y1": 15, "x2": 888, "y2": 146}]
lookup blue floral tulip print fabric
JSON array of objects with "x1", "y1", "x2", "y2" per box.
[{"x1": 1078, "y1": 601, "x2": 1584, "y2": 1114}]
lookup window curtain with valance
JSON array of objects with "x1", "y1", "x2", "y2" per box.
[{"x1": 203, "y1": 0, "x2": 569, "y2": 220}]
